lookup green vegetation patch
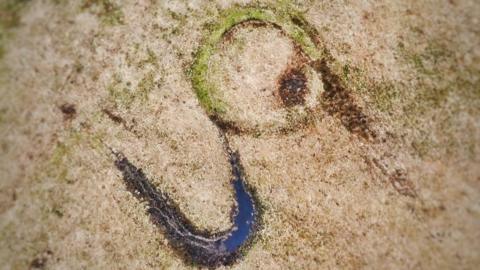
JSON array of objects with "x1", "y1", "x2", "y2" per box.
[
  {"x1": 344, "y1": 36, "x2": 480, "y2": 158},
  {"x1": 82, "y1": 0, "x2": 124, "y2": 26},
  {"x1": 190, "y1": 6, "x2": 322, "y2": 117},
  {"x1": 107, "y1": 74, "x2": 134, "y2": 108},
  {"x1": 0, "y1": 0, "x2": 29, "y2": 29},
  {"x1": 0, "y1": 0, "x2": 30, "y2": 59},
  {"x1": 107, "y1": 72, "x2": 159, "y2": 109}
]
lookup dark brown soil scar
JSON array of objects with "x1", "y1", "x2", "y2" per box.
[
  {"x1": 59, "y1": 103, "x2": 76, "y2": 121},
  {"x1": 313, "y1": 60, "x2": 376, "y2": 140},
  {"x1": 101, "y1": 108, "x2": 142, "y2": 138},
  {"x1": 102, "y1": 108, "x2": 124, "y2": 124},
  {"x1": 278, "y1": 68, "x2": 308, "y2": 107}
]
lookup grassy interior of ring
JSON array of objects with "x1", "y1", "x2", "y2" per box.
[{"x1": 112, "y1": 6, "x2": 355, "y2": 268}]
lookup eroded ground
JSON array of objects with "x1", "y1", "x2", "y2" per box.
[{"x1": 0, "y1": 0, "x2": 479, "y2": 269}]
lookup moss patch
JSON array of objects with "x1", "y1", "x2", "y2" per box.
[
  {"x1": 137, "y1": 48, "x2": 159, "y2": 69},
  {"x1": 107, "y1": 71, "x2": 160, "y2": 109},
  {"x1": 136, "y1": 71, "x2": 158, "y2": 103},
  {"x1": 82, "y1": 0, "x2": 124, "y2": 26},
  {"x1": 0, "y1": 0, "x2": 29, "y2": 29},
  {"x1": 107, "y1": 74, "x2": 135, "y2": 108},
  {"x1": 336, "y1": 32, "x2": 480, "y2": 157}
]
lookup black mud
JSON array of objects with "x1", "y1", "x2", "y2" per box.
[{"x1": 113, "y1": 145, "x2": 261, "y2": 268}]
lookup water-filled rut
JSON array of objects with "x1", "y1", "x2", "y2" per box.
[{"x1": 113, "y1": 135, "x2": 258, "y2": 266}]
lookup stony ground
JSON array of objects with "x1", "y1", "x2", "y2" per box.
[{"x1": 0, "y1": 0, "x2": 479, "y2": 269}]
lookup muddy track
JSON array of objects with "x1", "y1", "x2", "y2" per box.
[{"x1": 113, "y1": 133, "x2": 259, "y2": 267}]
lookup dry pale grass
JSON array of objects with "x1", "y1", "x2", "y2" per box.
[{"x1": 0, "y1": 0, "x2": 479, "y2": 269}]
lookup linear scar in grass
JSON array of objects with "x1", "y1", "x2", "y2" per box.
[{"x1": 111, "y1": 6, "x2": 374, "y2": 268}]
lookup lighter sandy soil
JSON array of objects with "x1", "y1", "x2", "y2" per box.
[{"x1": 0, "y1": 0, "x2": 479, "y2": 269}]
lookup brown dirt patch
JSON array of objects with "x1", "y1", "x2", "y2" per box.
[
  {"x1": 59, "y1": 103, "x2": 76, "y2": 121},
  {"x1": 313, "y1": 59, "x2": 376, "y2": 140},
  {"x1": 278, "y1": 67, "x2": 308, "y2": 107}
]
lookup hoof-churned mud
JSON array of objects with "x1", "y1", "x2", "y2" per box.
[
  {"x1": 113, "y1": 148, "x2": 260, "y2": 267},
  {"x1": 278, "y1": 68, "x2": 308, "y2": 107},
  {"x1": 313, "y1": 59, "x2": 375, "y2": 141}
]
